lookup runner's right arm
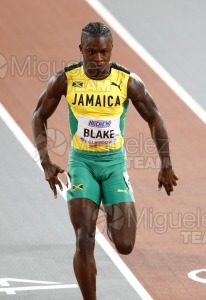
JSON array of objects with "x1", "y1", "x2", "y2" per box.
[{"x1": 32, "y1": 70, "x2": 67, "y2": 198}]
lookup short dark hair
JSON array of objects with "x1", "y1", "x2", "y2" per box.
[{"x1": 81, "y1": 22, "x2": 113, "y2": 45}]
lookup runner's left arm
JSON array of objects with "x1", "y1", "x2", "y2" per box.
[{"x1": 127, "y1": 72, "x2": 178, "y2": 196}]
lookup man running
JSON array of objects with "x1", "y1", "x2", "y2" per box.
[{"x1": 32, "y1": 22, "x2": 178, "y2": 300}]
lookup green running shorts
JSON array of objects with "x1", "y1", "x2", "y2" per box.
[{"x1": 67, "y1": 148, "x2": 135, "y2": 207}]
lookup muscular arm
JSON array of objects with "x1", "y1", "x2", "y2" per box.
[
  {"x1": 32, "y1": 70, "x2": 67, "y2": 198},
  {"x1": 127, "y1": 73, "x2": 178, "y2": 195}
]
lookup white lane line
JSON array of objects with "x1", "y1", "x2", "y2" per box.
[
  {"x1": 0, "y1": 102, "x2": 153, "y2": 300},
  {"x1": 85, "y1": 0, "x2": 206, "y2": 124},
  {"x1": 95, "y1": 228, "x2": 153, "y2": 300},
  {"x1": 0, "y1": 103, "x2": 39, "y2": 166}
]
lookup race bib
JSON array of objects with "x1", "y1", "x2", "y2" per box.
[{"x1": 77, "y1": 115, "x2": 120, "y2": 146}]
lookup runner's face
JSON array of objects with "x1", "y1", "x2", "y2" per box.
[{"x1": 80, "y1": 36, "x2": 113, "y2": 78}]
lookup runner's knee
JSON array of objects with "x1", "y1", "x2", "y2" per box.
[
  {"x1": 114, "y1": 238, "x2": 134, "y2": 255},
  {"x1": 76, "y1": 231, "x2": 96, "y2": 258}
]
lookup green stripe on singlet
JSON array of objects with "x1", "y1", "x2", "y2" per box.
[
  {"x1": 120, "y1": 98, "x2": 129, "y2": 137},
  {"x1": 68, "y1": 104, "x2": 78, "y2": 139}
]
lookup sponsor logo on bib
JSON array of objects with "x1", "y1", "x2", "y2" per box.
[{"x1": 88, "y1": 120, "x2": 111, "y2": 128}]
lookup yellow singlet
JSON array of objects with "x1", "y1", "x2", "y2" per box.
[{"x1": 65, "y1": 61, "x2": 130, "y2": 153}]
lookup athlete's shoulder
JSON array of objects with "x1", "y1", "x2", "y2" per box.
[
  {"x1": 64, "y1": 61, "x2": 83, "y2": 72},
  {"x1": 111, "y1": 62, "x2": 130, "y2": 74},
  {"x1": 44, "y1": 70, "x2": 67, "y2": 97}
]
